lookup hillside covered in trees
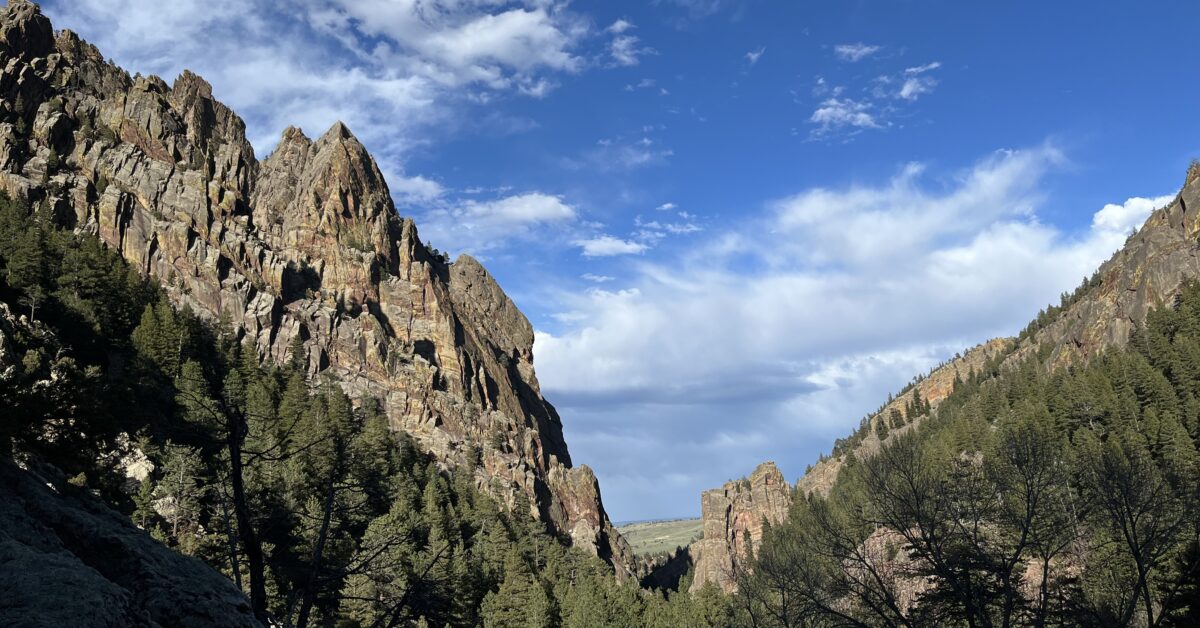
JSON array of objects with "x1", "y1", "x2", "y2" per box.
[{"x1": 736, "y1": 279, "x2": 1200, "y2": 626}]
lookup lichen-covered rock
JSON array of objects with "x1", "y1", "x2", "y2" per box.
[
  {"x1": 0, "y1": 459, "x2": 260, "y2": 627},
  {"x1": 0, "y1": 0, "x2": 631, "y2": 578},
  {"x1": 689, "y1": 461, "x2": 791, "y2": 594}
]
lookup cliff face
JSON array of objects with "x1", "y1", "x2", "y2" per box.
[
  {"x1": 0, "y1": 0, "x2": 631, "y2": 576},
  {"x1": 689, "y1": 461, "x2": 792, "y2": 593},
  {"x1": 693, "y1": 165, "x2": 1200, "y2": 593},
  {"x1": 1014, "y1": 163, "x2": 1200, "y2": 367}
]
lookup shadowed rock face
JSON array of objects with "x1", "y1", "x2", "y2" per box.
[
  {"x1": 0, "y1": 0, "x2": 631, "y2": 577},
  {"x1": 0, "y1": 450, "x2": 259, "y2": 627},
  {"x1": 689, "y1": 461, "x2": 792, "y2": 594}
]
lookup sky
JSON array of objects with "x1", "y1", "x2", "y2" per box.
[{"x1": 39, "y1": 0, "x2": 1200, "y2": 522}]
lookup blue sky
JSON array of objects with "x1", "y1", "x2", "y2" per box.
[{"x1": 42, "y1": 0, "x2": 1200, "y2": 521}]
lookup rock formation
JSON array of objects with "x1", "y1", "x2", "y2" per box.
[
  {"x1": 0, "y1": 0, "x2": 631, "y2": 577},
  {"x1": 0, "y1": 456, "x2": 260, "y2": 627},
  {"x1": 689, "y1": 461, "x2": 792, "y2": 593}
]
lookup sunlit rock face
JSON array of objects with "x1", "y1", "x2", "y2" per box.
[
  {"x1": 0, "y1": 0, "x2": 632, "y2": 578},
  {"x1": 689, "y1": 461, "x2": 791, "y2": 594}
]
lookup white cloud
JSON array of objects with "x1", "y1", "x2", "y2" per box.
[
  {"x1": 418, "y1": 192, "x2": 577, "y2": 254},
  {"x1": 582, "y1": 273, "x2": 616, "y2": 283},
  {"x1": 607, "y1": 19, "x2": 634, "y2": 34},
  {"x1": 834, "y1": 42, "x2": 881, "y2": 62},
  {"x1": 1092, "y1": 196, "x2": 1173, "y2": 236},
  {"x1": 536, "y1": 144, "x2": 1174, "y2": 518},
  {"x1": 564, "y1": 137, "x2": 675, "y2": 171},
  {"x1": 745, "y1": 46, "x2": 766, "y2": 65},
  {"x1": 905, "y1": 61, "x2": 942, "y2": 74},
  {"x1": 656, "y1": 202, "x2": 678, "y2": 211},
  {"x1": 574, "y1": 235, "x2": 649, "y2": 257},
  {"x1": 605, "y1": 19, "x2": 652, "y2": 67},
  {"x1": 896, "y1": 61, "x2": 941, "y2": 100},
  {"x1": 810, "y1": 98, "x2": 878, "y2": 134},
  {"x1": 390, "y1": 173, "x2": 445, "y2": 205},
  {"x1": 41, "y1": 0, "x2": 590, "y2": 185},
  {"x1": 610, "y1": 35, "x2": 644, "y2": 66}
]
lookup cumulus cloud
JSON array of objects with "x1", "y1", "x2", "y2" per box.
[
  {"x1": 574, "y1": 235, "x2": 650, "y2": 257},
  {"x1": 390, "y1": 174, "x2": 446, "y2": 205},
  {"x1": 418, "y1": 192, "x2": 577, "y2": 255},
  {"x1": 536, "y1": 144, "x2": 1174, "y2": 518},
  {"x1": 834, "y1": 42, "x2": 881, "y2": 62}
]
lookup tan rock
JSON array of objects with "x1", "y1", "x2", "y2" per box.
[
  {"x1": 0, "y1": 0, "x2": 631, "y2": 579},
  {"x1": 690, "y1": 461, "x2": 792, "y2": 593}
]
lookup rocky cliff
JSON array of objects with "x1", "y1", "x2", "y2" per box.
[
  {"x1": 0, "y1": 455, "x2": 258, "y2": 627},
  {"x1": 694, "y1": 164, "x2": 1200, "y2": 593},
  {"x1": 0, "y1": 0, "x2": 631, "y2": 576},
  {"x1": 689, "y1": 461, "x2": 792, "y2": 593}
]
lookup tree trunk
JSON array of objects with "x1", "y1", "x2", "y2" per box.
[
  {"x1": 296, "y1": 464, "x2": 339, "y2": 628},
  {"x1": 229, "y1": 413, "x2": 269, "y2": 623}
]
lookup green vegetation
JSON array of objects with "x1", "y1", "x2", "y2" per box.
[
  {"x1": 0, "y1": 191, "x2": 732, "y2": 626},
  {"x1": 739, "y1": 284, "x2": 1200, "y2": 626},
  {"x1": 618, "y1": 518, "x2": 703, "y2": 557}
]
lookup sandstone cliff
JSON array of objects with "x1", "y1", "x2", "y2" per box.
[
  {"x1": 0, "y1": 0, "x2": 631, "y2": 576},
  {"x1": 689, "y1": 461, "x2": 792, "y2": 593}
]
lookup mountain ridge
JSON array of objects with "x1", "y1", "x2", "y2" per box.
[
  {"x1": 690, "y1": 162, "x2": 1200, "y2": 595},
  {"x1": 0, "y1": 0, "x2": 631, "y2": 578}
]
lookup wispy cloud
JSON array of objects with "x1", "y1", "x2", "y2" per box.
[
  {"x1": 606, "y1": 19, "x2": 654, "y2": 67},
  {"x1": 574, "y1": 235, "x2": 650, "y2": 257},
  {"x1": 745, "y1": 46, "x2": 766, "y2": 64},
  {"x1": 564, "y1": 137, "x2": 675, "y2": 171},
  {"x1": 834, "y1": 42, "x2": 881, "y2": 62},
  {"x1": 418, "y1": 192, "x2": 577, "y2": 255},
  {"x1": 897, "y1": 61, "x2": 942, "y2": 100}
]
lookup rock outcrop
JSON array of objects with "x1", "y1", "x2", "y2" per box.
[
  {"x1": 689, "y1": 461, "x2": 792, "y2": 593},
  {"x1": 0, "y1": 0, "x2": 631, "y2": 576},
  {"x1": 0, "y1": 458, "x2": 260, "y2": 627},
  {"x1": 1012, "y1": 162, "x2": 1200, "y2": 368}
]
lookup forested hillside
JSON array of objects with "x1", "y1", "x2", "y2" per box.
[{"x1": 737, "y1": 280, "x2": 1200, "y2": 626}]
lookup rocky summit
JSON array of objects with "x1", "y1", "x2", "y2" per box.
[
  {"x1": 689, "y1": 461, "x2": 791, "y2": 594},
  {"x1": 0, "y1": 0, "x2": 631, "y2": 580}
]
